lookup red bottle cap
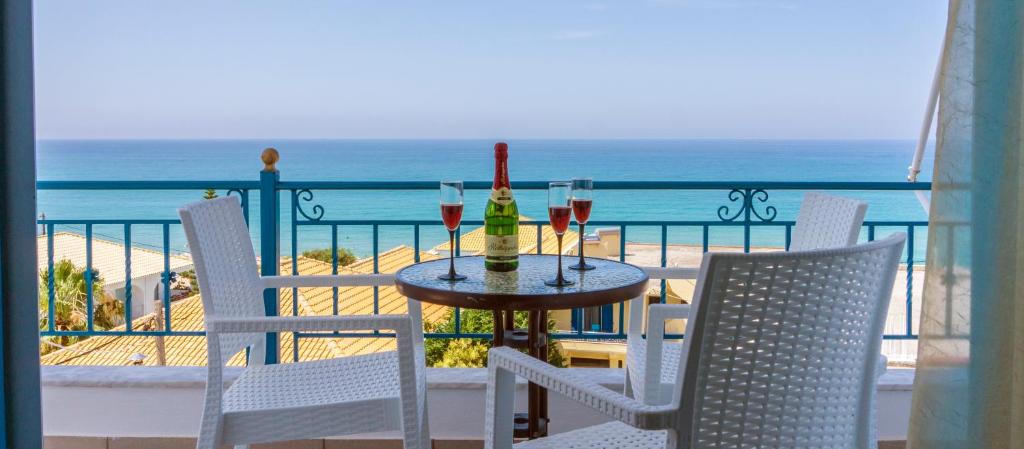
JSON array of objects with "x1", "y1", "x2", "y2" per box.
[{"x1": 494, "y1": 142, "x2": 508, "y2": 157}]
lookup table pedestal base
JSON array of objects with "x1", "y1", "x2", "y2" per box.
[{"x1": 493, "y1": 309, "x2": 549, "y2": 439}]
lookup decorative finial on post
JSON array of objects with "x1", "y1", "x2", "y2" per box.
[{"x1": 261, "y1": 148, "x2": 279, "y2": 172}]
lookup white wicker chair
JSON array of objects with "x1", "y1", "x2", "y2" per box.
[
  {"x1": 179, "y1": 196, "x2": 430, "y2": 449},
  {"x1": 789, "y1": 191, "x2": 868, "y2": 251},
  {"x1": 626, "y1": 192, "x2": 869, "y2": 405},
  {"x1": 486, "y1": 233, "x2": 905, "y2": 449}
]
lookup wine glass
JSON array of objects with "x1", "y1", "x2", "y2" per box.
[
  {"x1": 569, "y1": 178, "x2": 595, "y2": 271},
  {"x1": 438, "y1": 180, "x2": 467, "y2": 281},
  {"x1": 544, "y1": 181, "x2": 575, "y2": 287}
]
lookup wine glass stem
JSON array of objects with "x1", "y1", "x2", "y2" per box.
[
  {"x1": 556, "y1": 234, "x2": 564, "y2": 284},
  {"x1": 578, "y1": 223, "x2": 585, "y2": 266},
  {"x1": 448, "y1": 230, "x2": 456, "y2": 278}
]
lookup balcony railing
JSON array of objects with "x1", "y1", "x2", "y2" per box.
[{"x1": 36, "y1": 150, "x2": 931, "y2": 364}]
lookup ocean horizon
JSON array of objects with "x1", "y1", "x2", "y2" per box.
[{"x1": 36, "y1": 139, "x2": 933, "y2": 261}]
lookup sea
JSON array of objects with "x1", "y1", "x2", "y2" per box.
[{"x1": 36, "y1": 139, "x2": 933, "y2": 262}]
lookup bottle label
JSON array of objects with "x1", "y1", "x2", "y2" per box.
[
  {"x1": 485, "y1": 234, "x2": 518, "y2": 259},
  {"x1": 491, "y1": 186, "x2": 516, "y2": 206},
  {"x1": 490, "y1": 187, "x2": 513, "y2": 206}
]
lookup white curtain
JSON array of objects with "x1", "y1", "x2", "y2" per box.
[{"x1": 907, "y1": 0, "x2": 1024, "y2": 448}]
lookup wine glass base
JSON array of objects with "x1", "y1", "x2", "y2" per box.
[
  {"x1": 568, "y1": 263, "x2": 596, "y2": 271},
  {"x1": 544, "y1": 278, "x2": 575, "y2": 287},
  {"x1": 438, "y1": 273, "x2": 468, "y2": 281}
]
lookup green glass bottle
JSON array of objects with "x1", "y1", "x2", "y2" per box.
[{"x1": 484, "y1": 142, "x2": 519, "y2": 271}]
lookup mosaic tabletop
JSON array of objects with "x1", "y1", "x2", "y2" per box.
[{"x1": 394, "y1": 255, "x2": 649, "y2": 311}]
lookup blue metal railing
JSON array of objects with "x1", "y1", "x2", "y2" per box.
[{"x1": 36, "y1": 156, "x2": 931, "y2": 364}]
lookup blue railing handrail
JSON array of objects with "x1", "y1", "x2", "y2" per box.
[
  {"x1": 37, "y1": 218, "x2": 928, "y2": 228},
  {"x1": 38, "y1": 219, "x2": 181, "y2": 225},
  {"x1": 38, "y1": 179, "x2": 931, "y2": 191},
  {"x1": 292, "y1": 219, "x2": 928, "y2": 226},
  {"x1": 36, "y1": 180, "x2": 260, "y2": 190},
  {"x1": 281, "y1": 180, "x2": 933, "y2": 190}
]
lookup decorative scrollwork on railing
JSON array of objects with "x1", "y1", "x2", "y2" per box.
[
  {"x1": 748, "y1": 188, "x2": 777, "y2": 222},
  {"x1": 295, "y1": 189, "x2": 325, "y2": 221},
  {"x1": 225, "y1": 189, "x2": 251, "y2": 224},
  {"x1": 716, "y1": 188, "x2": 777, "y2": 222},
  {"x1": 716, "y1": 189, "x2": 747, "y2": 222}
]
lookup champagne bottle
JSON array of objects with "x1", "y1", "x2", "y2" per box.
[{"x1": 484, "y1": 142, "x2": 519, "y2": 271}]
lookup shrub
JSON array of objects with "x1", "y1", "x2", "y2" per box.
[
  {"x1": 424, "y1": 308, "x2": 564, "y2": 368},
  {"x1": 300, "y1": 248, "x2": 358, "y2": 267}
]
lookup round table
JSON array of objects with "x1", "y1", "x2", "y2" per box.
[{"x1": 394, "y1": 254, "x2": 649, "y2": 439}]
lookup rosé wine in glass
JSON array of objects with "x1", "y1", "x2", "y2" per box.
[
  {"x1": 438, "y1": 181, "x2": 467, "y2": 281},
  {"x1": 570, "y1": 178, "x2": 595, "y2": 271},
  {"x1": 548, "y1": 206, "x2": 572, "y2": 234},
  {"x1": 440, "y1": 203, "x2": 464, "y2": 232},
  {"x1": 545, "y1": 181, "x2": 574, "y2": 287},
  {"x1": 571, "y1": 199, "x2": 592, "y2": 224}
]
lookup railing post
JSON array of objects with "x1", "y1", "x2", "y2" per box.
[{"x1": 260, "y1": 148, "x2": 280, "y2": 364}]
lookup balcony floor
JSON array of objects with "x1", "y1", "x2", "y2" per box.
[{"x1": 42, "y1": 436, "x2": 912, "y2": 449}]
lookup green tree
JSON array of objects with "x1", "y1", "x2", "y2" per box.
[
  {"x1": 424, "y1": 308, "x2": 565, "y2": 368},
  {"x1": 301, "y1": 248, "x2": 358, "y2": 267},
  {"x1": 203, "y1": 188, "x2": 218, "y2": 199},
  {"x1": 38, "y1": 259, "x2": 124, "y2": 354}
]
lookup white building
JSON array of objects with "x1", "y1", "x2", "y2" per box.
[{"x1": 36, "y1": 232, "x2": 194, "y2": 319}]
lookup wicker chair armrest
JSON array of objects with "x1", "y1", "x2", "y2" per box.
[
  {"x1": 642, "y1": 266, "x2": 699, "y2": 280},
  {"x1": 639, "y1": 303, "x2": 692, "y2": 405},
  {"x1": 626, "y1": 268, "x2": 697, "y2": 337},
  {"x1": 259, "y1": 273, "x2": 396, "y2": 289},
  {"x1": 206, "y1": 314, "x2": 412, "y2": 334},
  {"x1": 645, "y1": 303, "x2": 691, "y2": 334},
  {"x1": 486, "y1": 347, "x2": 672, "y2": 443}
]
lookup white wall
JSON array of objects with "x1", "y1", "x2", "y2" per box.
[
  {"x1": 109, "y1": 273, "x2": 167, "y2": 319},
  {"x1": 41, "y1": 366, "x2": 915, "y2": 441}
]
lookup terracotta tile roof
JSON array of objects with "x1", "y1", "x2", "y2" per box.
[
  {"x1": 37, "y1": 232, "x2": 193, "y2": 286},
  {"x1": 38, "y1": 292, "x2": 228, "y2": 366},
  {"x1": 40, "y1": 246, "x2": 445, "y2": 366},
  {"x1": 436, "y1": 216, "x2": 579, "y2": 256}
]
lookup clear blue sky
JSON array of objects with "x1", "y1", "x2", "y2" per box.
[{"x1": 33, "y1": 0, "x2": 948, "y2": 139}]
